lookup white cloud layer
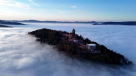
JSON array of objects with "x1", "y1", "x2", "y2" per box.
[{"x1": 0, "y1": 24, "x2": 136, "y2": 76}]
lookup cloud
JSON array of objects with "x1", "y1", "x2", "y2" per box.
[
  {"x1": 71, "y1": 6, "x2": 77, "y2": 8},
  {"x1": 71, "y1": 6, "x2": 84, "y2": 13},
  {"x1": 0, "y1": 0, "x2": 11, "y2": 3},
  {"x1": 28, "y1": 0, "x2": 40, "y2": 6},
  {"x1": 56, "y1": 10, "x2": 66, "y2": 13},
  {"x1": 75, "y1": 9, "x2": 84, "y2": 12},
  {"x1": 0, "y1": 24, "x2": 136, "y2": 76},
  {"x1": 55, "y1": 9, "x2": 70, "y2": 13},
  {"x1": 0, "y1": 0, "x2": 31, "y2": 9}
]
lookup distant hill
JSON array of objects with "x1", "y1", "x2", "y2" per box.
[
  {"x1": 0, "y1": 20, "x2": 25, "y2": 25},
  {"x1": 0, "y1": 24, "x2": 12, "y2": 28},
  {"x1": 14, "y1": 20, "x2": 96, "y2": 24},
  {"x1": 93, "y1": 21, "x2": 136, "y2": 25}
]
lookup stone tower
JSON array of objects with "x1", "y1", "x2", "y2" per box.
[{"x1": 72, "y1": 29, "x2": 75, "y2": 35}]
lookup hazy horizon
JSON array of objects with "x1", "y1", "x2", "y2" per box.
[{"x1": 1, "y1": 19, "x2": 136, "y2": 22}]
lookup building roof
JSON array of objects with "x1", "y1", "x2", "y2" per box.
[{"x1": 86, "y1": 44, "x2": 96, "y2": 46}]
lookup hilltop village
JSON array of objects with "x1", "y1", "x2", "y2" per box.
[
  {"x1": 28, "y1": 28, "x2": 132, "y2": 65},
  {"x1": 60, "y1": 29, "x2": 101, "y2": 53}
]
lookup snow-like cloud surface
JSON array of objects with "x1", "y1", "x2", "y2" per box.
[{"x1": 0, "y1": 24, "x2": 136, "y2": 76}]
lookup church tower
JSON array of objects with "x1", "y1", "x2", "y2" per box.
[{"x1": 72, "y1": 29, "x2": 75, "y2": 35}]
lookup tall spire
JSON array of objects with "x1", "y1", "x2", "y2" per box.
[{"x1": 72, "y1": 29, "x2": 75, "y2": 35}]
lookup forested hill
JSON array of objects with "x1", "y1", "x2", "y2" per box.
[
  {"x1": 94, "y1": 21, "x2": 136, "y2": 25},
  {"x1": 0, "y1": 20, "x2": 25, "y2": 25},
  {"x1": 0, "y1": 24, "x2": 12, "y2": 27},
  {"x1": 28, "y1": 28, "x2": 132, "y2": 65}
]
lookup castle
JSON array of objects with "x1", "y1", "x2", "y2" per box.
[{"x1": 61, "y1": 29, "x2": 100, "y2": 53}]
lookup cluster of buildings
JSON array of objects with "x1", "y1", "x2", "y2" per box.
[{"x1": 60, "y1": 29, "x2": 101, "y2": 53}]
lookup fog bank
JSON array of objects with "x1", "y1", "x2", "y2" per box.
[{"x1": 0, "y1": 24, "x2": 136, "y2": 76}]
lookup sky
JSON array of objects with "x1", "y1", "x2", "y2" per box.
[{"x1": 0, "y1": 0, "x2": 136, "y2": 21}]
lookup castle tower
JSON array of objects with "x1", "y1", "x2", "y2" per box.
[{"x1": 72, "y1": 29, "x2": 75, "y2": 35}]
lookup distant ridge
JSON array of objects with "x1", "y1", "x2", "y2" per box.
[
  {"x1": 0, "y1": 20, "x2": 25, "y2": 25},
  {"x1": 0, "y1": 24, "x2": 12, "y2": 28},
  {"x1": 93, "y1": 21, "x2": 136, "y2": 25},
  {"x1": 12, "y1": 20, "x2": 96, "y2": 24}
]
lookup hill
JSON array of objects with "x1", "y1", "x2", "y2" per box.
[
  {"x1": 93, "y1": 21, "x2": 136, "y2": 25},
  {"x1": 0, "y1": 20, "x2": 25, "y2": 25},
  {"x1": 28, "y1": 28, "x2": 132, "y2": 65},
  {"x1": 0, "y1": 24, "x2": 12, "y2": 28}
]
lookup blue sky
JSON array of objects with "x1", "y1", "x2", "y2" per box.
[{"x1": 0, "y1": 0, "x2": 136, "y2": 21}]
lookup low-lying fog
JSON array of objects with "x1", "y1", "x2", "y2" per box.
[{"x1": 0, "y1": 23, "x2": 136, "y2": 76}]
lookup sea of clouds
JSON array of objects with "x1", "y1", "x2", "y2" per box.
[{"x1": 0, "y1": 23, "x2": 136, "y2": 76}]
